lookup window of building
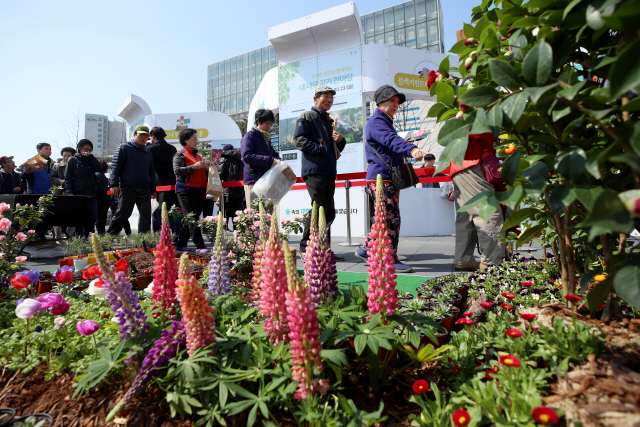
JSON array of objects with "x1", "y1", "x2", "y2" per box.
[
  {"x1": 219, "y1": 61, "x2": 225, "y2": 77},
  {"x1": 384, "y1": 7, "x2": 394, "y2": 32},
  {"x1": 243, "y1": 92, "x2": 249, "y2": 111},
  {"x1": 405, "y1": 2, "x2": 415, "y2": 26},
  {"x1": 428, "y1": 43, "x2": 440, "y2": 52},
  {"x1": 395, "y1": 28, "x2": 406, "y2": 46},
  {"x1": 237, "y1": 74, "x2": 243, "y2": 92},
  {"x1": 244, "y1": 75, "x2": 249, "y2": 92},
  {"x1": 365, "y1": 36, "x2": 374, "y2": 45},
  {"x1": 417, "y1": 22, "x2": 427, "y2": 47},
  {"x1": 385, "y1": 31, "x2": 395, "y2": 45},
  {"x1": 213, "y1": 63, "x2": 219, "y2": 78},
  {"x1": 374, "y1": 11, "x2": 384, "y2": 35},
  {"x1": 249, "y1": 50, "x2": 257, "y2": 70},
  {"x1": 98, "y1": 123, "x2": 102, "y2": 127},
  {"x1": 249, "y1": 69, "x2": 256, "y2": 89},
  {"x1": 394, "y1": 4, "x2": 404, "y2": 29},
  {"x1": 427, "y1": 20, "x2": 438, "y2": 44},
  {"x1": 225, "y1": 59, "x2": 231, "y2": 78},
  {"x1": 230, "y1": 75, "x2": 236, "y2": 93},
  {"x1": 364, "y1": 14, "x2": 374, "y2": 38},
  {"x1": 225, "y1": 79, "x2": 231, "y2": 95},
  {"x1": 262, "y1": 47, "x2": 270, "y2": 66},
  {"x1": 375, "y1": 32, "x2": 385, "y2": 44},
  {"x1": 230, "y1": 57, "x2": 237, "y2": 75},
  {"x1": 415, "y1": 0, "x2": 427, "y2": 23},
  {"x1": 426, "y1": 0, "x2": 438, "y2": 20},
  {"x1": 406, "y1": 25, "x2": 417, "y2": 47}
]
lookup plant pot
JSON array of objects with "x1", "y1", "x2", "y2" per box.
[
  {"x1": 58, "y1": 258, "x2": 74, "y2": 268},
  {"x1": 439, "y1": 315, "x2": 454, "y2": 333},
  {"x1": 457, "y1": 285, "x2": 469, "y2": 300},
  {"x1": 135, "y1": 276, "x2": 152, "y2": 291},
  {"x1": 450, "y1": 306, "x2": 460, "y2": 325},
  {"x1": 73, "y1": 257, "x2": 88, "y2": 270},
  {"x1": 36, "y1": 281, "x2": 53, "y2": 294},
  {"x1": 424, "y1": 332, "x2": 448, "y2": 349},
  {"x1": 451, "y1": 293, "x2": 462, "y2": 309},
  {"x1": 5, "y1": 414, "x2": 53, "y2": 427}
]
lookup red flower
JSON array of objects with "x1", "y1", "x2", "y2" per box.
[
  {"x1": 502, "y1": 292, "x2": 515, "y2": 299},
  {"x1": 463, "y1": 311, "x2": 473, "y2": 317},
  {"x1": 480, "y1": 302, "x2": 493, "y2": 308},
  {"x1": 485, "y1": 370, "x2": 495, "y2": 380},
  {"x1": 564, "y1": 294, "x2": 582, "y2": 302},
  {"x1": 452, "y1": 409, "x2": 471, "y2": 426},
  {"x1": 52, "y1": 302, "x2": 70, "y2": 315},
  {"x1": 115, "y1": 259, "x2": 130, "y2": 272},
  {"x1": 11, "y1": 274, "x2": 32, "y2": 290},
  {"x1": 82, "y1": 265, "x2": 101, "y2": 280},
  {"x1": 518, "y1": 312, "x2": 537, "y2": 321},
  {"x1": 505, "y1": 329, "x2": 522, "y2": 338},
  {"x1": 456, "y1": 318, "x2": 474, "y2": 325},
  {"x1": 532, "y1": 406, "x2": 560, "y2": 424},
  {"x1": 599, "y1": 303, "x2": 606, "y2": 309},
  {"x1": 412, "y1": 379, "x2": 429, "y2": 395},
  {"x1": 94, "y1": 278, "x2": 105, "y2": 288},
  {"x1": 55, "y1": 270, "x2": 74, "y2": 283},
  {"x1": 499, "y1": 355, "x2": 520, "y2": 368},
  {"x1": 521, "y1": 281, "x2": 534, "y2": 287},
  {"x1": 500, "y1": 303, "x2": 513, "y2": 310},
  {"x1": 452, "y1": 365, "x2": 459, "y2": 375}
]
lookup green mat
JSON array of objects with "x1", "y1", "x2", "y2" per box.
[{"x1": 297, "y1": 269, "x2": 432, "y2": 297}]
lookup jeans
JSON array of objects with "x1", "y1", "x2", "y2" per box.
[
  {"x1": 299, "y1": 174, "x2": 336, "y2": 252},
  {"x1": 107, "y1": 185, "x2": 151, "y2": 235},
  {"x1": 76, "y1": 196, "x2": 98, "y2": 237},
  {"x1": 174, "y1": 192, "x2": 205, "y2": 249}
]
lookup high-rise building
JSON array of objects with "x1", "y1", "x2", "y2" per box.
[
  {"x1": 206, "y1": 0, "x2": 445, "y2": 122},
  {"x1": 84, "y1": 114, "x2": 127, "y2": 158}
]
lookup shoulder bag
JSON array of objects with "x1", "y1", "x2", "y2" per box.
[
  {"x1": 366, "y1": 142, "x2": 419, "y2": 190},
  {"x1": 480, "y1": 151, "x2": 504, "y2": 185}
]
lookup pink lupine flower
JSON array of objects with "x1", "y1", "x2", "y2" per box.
[
  {"x1": 176, "y1": 254, "x2": 216, "y2": 354},
  {"x1": 151, "y1": 203, "x2": 179, "y2": 321},
  {"x1": 284, "y1": 239, "x2": 329, "y2": 400},
  {"x1": 259, "y1": 210, "x2": 290, "y2": 344},
  {"x1": 304, "y1": 202, "x2": 319, "y2": 285},
  {"x1": 250, "y1": 202, "x2": 270, "y2": 307},
  {"x1": 366, "y1": 175, "x2": 398, "y2": 321}
]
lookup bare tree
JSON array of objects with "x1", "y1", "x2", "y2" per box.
[{"x1": 62, "y1": 109, "x2": 84, "y2": 147}]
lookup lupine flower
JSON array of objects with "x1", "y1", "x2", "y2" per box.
[
  {"x1": 150, "y1": 203, "x2": 179, "y2": 320},
  {"x1": 505, "y1": 329, "x2": 522, "y2": 338},
  {"x1": 498, "y1": 355, "x2": 520, "y2": 367},
  {"x1": 53, "y1": 317, "x2": 66, "y2": 330},
  {"x1": 412, "y1": 379, "x2": 429, "y2": 394},
  {"x1": 15, "y1": 256, "x2": 27, "y2": 263},
  {"x1": 452, "y1": 365, "x2": 459, "y2": 375},
  {"x1": 207, "y1": 212, "x2": 231, "y2": 297},
  {"x1": 15, "y1": 232, "x2": 27, "y2": 242},
  {"x1": 502, "y1": 292, "x2": 515, "y2": 299},
  {"x1": 480, "y1": 302, "x2": 493, "y2": 308},
  {"x1": 115, "y1": 259, "x2": 129, "y2": 272},
  {"x1": 260, "y1": 211, "x2": 290, "y2": 344},
  {"x1": 521, "y1": 281, "x2": 534, "y2": 287},
  {"x1": 366, "y1": 175, "x2": 398, "y2": 320},
  {"x1": 76, "y1": 320, "x2": 100, "y2": 336},
  {"x1": 10, "y1": 274, "x2": 32, "y2": 290},
  {"x1": 91, "y1": 234, "x2": 148, "y2": 340},
  {"x1": 176, "y1": 254, "x2": 216, "y2": 354},
  {"x1": 15, "y1": 299, "x2": 42, "y2": 319},
  {"x1": 250, "y1": 202, "x2": 270, "y2": 306},
  {"x1": 304, "y1": 201, "x2": 319, "y2": 285},
  {"x1": 307, "y1": 207, "x2": 338, "y2": 302},
  {"x1": 452, "y1": 409, "x2": 471, "y2": 426},
  {"x1": 283, "y1": 239, "x2": 328, "y2": 400},
  {"x1": 532, "y1": 406, "x2": 560, "y2": 424},
  {"x1": 518, "y1": 313, "x2": 536, "y2": 321},
  {"x1": 564, "y1": 294, "x2": 582, "y2": 302},
  {"x1": 106, "y1": 321, "x2": 187, "y2": 423}
]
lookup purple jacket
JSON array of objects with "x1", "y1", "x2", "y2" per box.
[
  {"x1": 365, "y1": 108, "x2": 418, "y2": 181},
  {"x1": 241, "y1": 127, "x2": 280, "y2": 185}
]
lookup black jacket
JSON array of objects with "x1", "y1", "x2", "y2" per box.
[
  {"x1": 64, "y1": 154, "x2": 101, "y2": 196},
  {"x1": 218, "y1": 150, "x2": 244, "y2": 197},
  {"x1": 148, "y1": 140, "x2": 177, "y2": 187},
  {"x1": 0, "y1": 168, "x2": 24, "y2": 194}
]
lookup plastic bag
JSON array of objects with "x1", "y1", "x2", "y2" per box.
[
  {"x1": 206, "y1": 165, "x2": 223, "y2": 198},
  {"x1": 252, "y1": 161, "x2": 297, "y2": 205},
  {"x1": 440, "y1": 181, "x2": 454, "y2": 198},
  {"x1": 151, "y1": 198, "x2": 159, "y2": 214}
]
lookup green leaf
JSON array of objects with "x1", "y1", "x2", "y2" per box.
[
  {"x1": 502, "y1": 207, "x2": 541, "y2": 230},
  {"x1": 610, "y1": 153, "x2": 640, "y2": 172},
  {"x1": 321, "y1": 349, "x2": 349, "y2": 367},
  {"x1": 523, "y1": 40, "x2": 553, "y2": 86},
  {"x1": 631, "y1": 122, "x2": 640, "y2": 156},
  {"x1": 575, "y1": 186, "x2": 605, "y2": 211},
  {"x1": 449, "y1": 39, "x2": 469, "y2": 54},
  {"x1": 470, "y1": 109, "x2": 492, "y2": 135},
  {"x1": 481, "y1": 25, "x2": 500, "y2": 50},
  {"x1": 511, "y1": 16, "x2": 539, "y2": 29},
  {"x1": 436, "y1": 82, "x2": 455, "y2": 107},
  {"x1": 614, "y1": 265, "x2": 640, "y2": 309},
  {"x1": 435, "y1": 129, "x2": 470, "y2": 174},
  {"x1": 474, "y1": 14, "x2": 492, "y2": 39},
  {"x1": 554, "y1": 146, "x2": 587, "y2": 180},
  {"x1": 489, "y1": 59, "x2": 522, "y2": 90},
  {"x1": 516, "y1": 224, "x2": 546, "y2": 248},
  {"x1": 582, "y1": 190, "x2": 633, "y2": 241},
  {"x1": 563, "y1": 0, "x2": 583, "y2": 20},
  {"x1": 354, "y1": 334, "x2": 366, "y2": 356},
  {"x1": 479, "y1": 193, "x2": 500, "y2": 223},
  {"x1": 501, "y1": 149, "x2": 521, "y2": 186},
  {"x1": 511, "y1": 34, "x2": 529, "y2": 62},
  {"x1": 464, "y1": 22, "x2": 475, "y2": 39},
  {"x1": 587, "y1": 280, "x2": 612, "y2": 316},
  {"x1": 495, "y1": 185, "x2": 524, "y2": 210},
  {"x1": 622, "y1": 97, "x2": 640, "y2": 112},
  {"x1": 549, "y1": 185, "x2": 577, "y2": 215},
  {"x1": 438, "y1": 109, "x2": 461, "y2": 122},
  {"x1": 438, "y1": 119, "x2": 469, "y2": 146},
  {"x1": 486, "y1": 106, "x2": 503, "y2": 139},
  {"x1": 610, "y1": 39, "x2": 640, "y2": 99},
  {"x1": 501, "y1": 92, "x2": 529, "y2": 131},
  {"x1": 457, "y1": 191, "x2": 492, "y2": 213},
  {"x1": 439, "y1": 56, "x2": 450, "y2": 78},
  {"x1": 427, "y1": 103, "x2": 449, "y2": 118},
  {"x1": 460, "y1": 86, "x2": 502, "y2": 107},
  {"x1": 522, "y1": 162, "x2": 549, "y2": 184},
  {"x1": 557, "y1": 80, "x2": 587, "y2": 101}
]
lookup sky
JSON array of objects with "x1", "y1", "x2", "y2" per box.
[{"x1": 0, "y1": 0, "x2": 478, "y2": 164}]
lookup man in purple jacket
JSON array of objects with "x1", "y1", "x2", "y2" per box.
[{"x1": 240, "y1": 109, "x2": 280, "y2": 206}]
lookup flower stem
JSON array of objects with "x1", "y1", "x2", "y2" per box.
[
  {"x1": 24, "y1": 318, "x2": 30, "y2": 359},
  {"x1": 92, "y1": 334, "x2": 99, "y2": 355}
]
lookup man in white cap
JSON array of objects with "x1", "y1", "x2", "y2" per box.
[{"x1": 294, "y1": 85, "x2": 346, "y2": 261}]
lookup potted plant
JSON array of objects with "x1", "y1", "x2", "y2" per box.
[{"x1": 5, "y1": 413, "x2": 53, "y2": 427}]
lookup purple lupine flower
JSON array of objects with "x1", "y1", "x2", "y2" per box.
[
  {"x1": 91, "y1": 234, "x2": 148, "y2": 340},
  {"x1": 207, "y1": 212, "x2": 231, "y2": 297},
  {"x1": 306, "y1": 207, "x2": 337, "y2": 302},
  {"x1": 105, "y1": 321, "x2": 186, "y2": 423}
]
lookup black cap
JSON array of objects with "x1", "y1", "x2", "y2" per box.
[{"x1": 374, "y1": 85, "x2": 406, "y2": 105}]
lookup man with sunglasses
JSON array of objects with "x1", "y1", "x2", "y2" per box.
[{"x1": 294, "y1": 85, "x2": 346, "y2": 261}]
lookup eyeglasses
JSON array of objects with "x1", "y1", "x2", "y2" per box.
[
  {"x1": 320, "y1": 95, "x2": 335, "y2": 100},
  {"x1": 189, "y1": 136, "x2": 198, "y2": 140}
]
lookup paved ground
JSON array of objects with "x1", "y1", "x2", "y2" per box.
[{"x1": 22, "y1": 234, "x2": 546, "y2": 279}]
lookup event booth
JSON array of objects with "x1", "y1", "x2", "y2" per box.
[{"x1": 248, "y1": 2, "x2": 456, "y2": 237}]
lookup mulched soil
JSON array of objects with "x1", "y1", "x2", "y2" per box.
[{"x1": 121, "y1": 250, "x2": 206, "y2": 278}]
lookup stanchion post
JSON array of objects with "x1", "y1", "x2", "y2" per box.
[{"x1": 339, "y1": 179, "x2": 360, "y2": 247}]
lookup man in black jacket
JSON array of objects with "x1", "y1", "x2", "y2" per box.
[
  {"x1": 294, "y1": 85, "x2": 346, "y2": 260},
  {"x1": 218, "y1": 144, "x2": 245, "y2": 230},
  {"x1": 148, "y1": 127, "x2": 181, "y2": 233},
  {"x1": 65, "y1": 139, "x2": 102, "y2": 236},
  {"x1": 0, "y1": 156, "x2": 24, "y2": 194}
]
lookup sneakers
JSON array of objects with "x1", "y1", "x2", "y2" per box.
[
  {"x1": 354, "y1": 247, "x2": 368, "y2": 262},
  {"x1": 393, "y1": 259, "x2": 413, "y2": 273},
  {"x1": 333, "y1": 253, "x2": 345, "y2": 262},
  {"x1": 196, "y1": 248, "x2": 209, "y2": 254},
  {"x1": 453, "y1": 262, "x2": 489, "y2": 271},
  {"x1": 175, "y1": 246, "x2": 189, "y2": 252}
]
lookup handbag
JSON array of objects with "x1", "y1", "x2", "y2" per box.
[
  {"x1": 480, "y1": 152, "x2": 504, "y2": 185},
  {"x1": 366, "y1": 142, "x2": 419, "y2": 190}
]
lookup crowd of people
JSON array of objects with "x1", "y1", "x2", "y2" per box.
[{"x1": 1, "y1": 83, "x2": 505, "y2": 272}]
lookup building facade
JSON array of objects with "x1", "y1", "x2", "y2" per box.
[
  {"x1": 84, "y1": 114, "x2": 127, "y2": 158},
  {"x1": 206, "y1": 0, "x2": 444, "y2": 122}
]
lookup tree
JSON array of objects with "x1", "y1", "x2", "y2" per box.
[
  {"x1": 236, "y1": 120, "x2": 247, "y2": 136},
  {"x1": 429, "y1": 0, "x2": 640, "y2": 319}
]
